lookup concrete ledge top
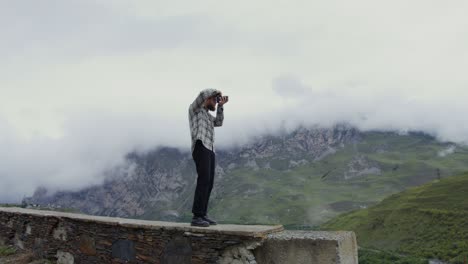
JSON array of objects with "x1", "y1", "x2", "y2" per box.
[
  {"x1": 0, "y1": 207, "x2": 283, "y2": 238},
  {"x1": 265, "y1": 230, "x2": 356, "y2": 241}
]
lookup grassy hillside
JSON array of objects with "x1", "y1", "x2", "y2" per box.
[
  {"x1": 205, "y1": 132, "x2": 468, "y2": 227},
  {"x1": 322, "y1": 171, "x2": 468, "y2": 263}
]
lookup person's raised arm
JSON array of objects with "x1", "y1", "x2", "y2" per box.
[
  {"x1": 214, "y1": 105, "x2": 224, "y2": 127},
  {"x1": 214, "y1": 95, "x2": 228, "y2": 127}
]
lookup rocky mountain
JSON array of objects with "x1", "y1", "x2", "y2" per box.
[{"x1": 24, "y1": 123, "x2": 468, "y2": 227}]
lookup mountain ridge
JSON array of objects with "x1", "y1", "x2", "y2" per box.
[{"x1": 23, "y1": 124, "x2": 468, "y2": 227}]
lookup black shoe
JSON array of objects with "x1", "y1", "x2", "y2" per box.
[
  {"x1": 191, "y1": 217, "x2": 210, "y2": 227},
  {"x1": 202, "y1": 215, "x2": 217, "y2": 225}
]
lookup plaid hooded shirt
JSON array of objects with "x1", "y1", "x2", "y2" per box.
[{"x1": 188, "y1": 89, "x2": 224, "y2": 154}]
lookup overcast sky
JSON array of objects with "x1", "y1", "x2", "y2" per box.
[{"x1": 1, "y1": 0, "x2": 468, "y2": 202}]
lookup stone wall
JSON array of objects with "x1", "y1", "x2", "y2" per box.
[
  {"x1": 254, "y1": 231, "x2": 358, "y2": 264},
  {"x1": 0, "y1": 207, "x2": 357, "y2": 264}
]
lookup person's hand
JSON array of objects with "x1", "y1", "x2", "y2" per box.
[{"x1": 218, "y1": 95, "x2": 229, "y2": 107}]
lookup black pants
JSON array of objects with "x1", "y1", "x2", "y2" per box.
[{"x1": 191, "y1": 139, "x2": 216, "y2": 217}]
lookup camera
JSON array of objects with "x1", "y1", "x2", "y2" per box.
[{"x1": 216, "y1": 95, "x2": 222, "y2": 103}]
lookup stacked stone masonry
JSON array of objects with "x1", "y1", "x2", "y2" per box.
[{"x1": 0, "y1": 207, "x2": 357, "y2": 264}]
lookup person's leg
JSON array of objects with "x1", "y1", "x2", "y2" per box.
[
  {"x1": 204, "y1": 151, "x2": 216, "y2": 213},
  {"x1": 201, "y1": 150, "x2": 217, "y2": 225},
  {"x1": 191, "y1": 140, "x2": 212, "y2": 217}
]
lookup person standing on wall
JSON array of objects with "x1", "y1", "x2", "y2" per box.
[{"x1": 188, "y1": 89, "x2": 229, "y2": 227}]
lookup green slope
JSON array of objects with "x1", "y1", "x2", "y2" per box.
[
  {"x1": 205, "y1": 132, "x2": 468, "y2": 227},
  {"x1": 321, "y1": 171, "x2": 468, "y2": 263}
]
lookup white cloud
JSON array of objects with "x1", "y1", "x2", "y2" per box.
[{"x1": 438, "y1": 145, "x2": 456, "y2": 157}]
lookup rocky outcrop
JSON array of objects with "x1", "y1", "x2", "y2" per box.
[{"x1": 344, "y1": 155, "x2": 382, "y2": 180}]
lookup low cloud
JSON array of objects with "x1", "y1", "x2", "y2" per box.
[
  {"x1": 2, "y1": 83, "x2": 468, "y2": 203},
  {"x1": 438, "y1": 145, "x2": 457, "y2": 157},
  {"x1": 272, "y1": 76, "x2": 311, "y2": 98}
]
